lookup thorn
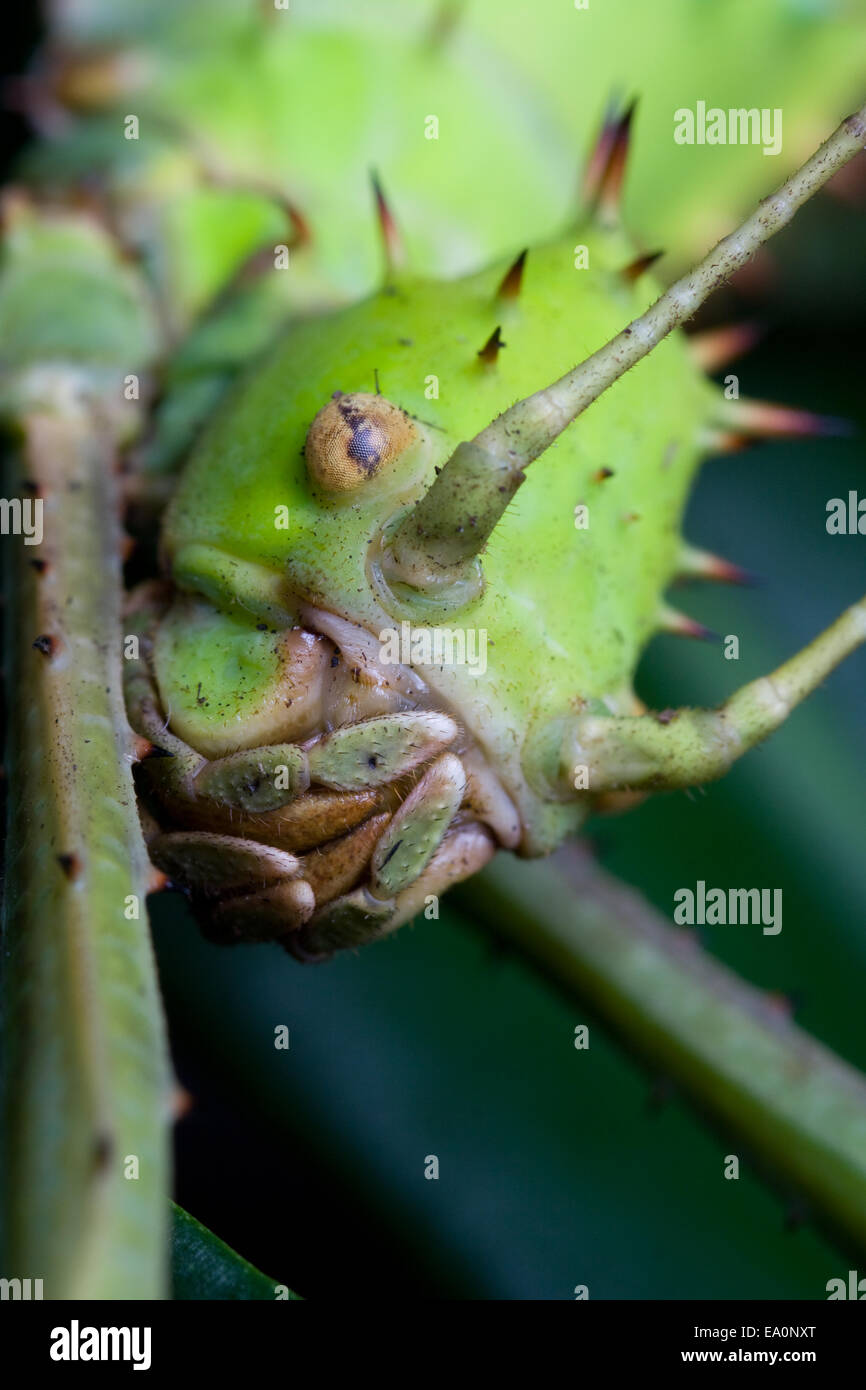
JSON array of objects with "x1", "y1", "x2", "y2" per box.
[
  {"x1": 688, "y1": 321, "x2": 763, "y2": 373},
  {"x1": 132, "y1": 735, "x2": 155, "y2": 762},
  {"x1": 620, "y1": 249, "x2": 664, "y2": 283},
  {"x1": 581, "y1": 95, "x2": 621, "y2": 204},
  {"x1": 599, "y1": 99, "x2": 638, "y2": 219},
  {"x1": 765, "y1": 989, "x2": 796, "y2": 1020},
  {"x1": 477, "y1": 325, "x2": 506, "y2": 365},
  {"x1": 592, "y1": 467, "x2": 615, "y2": 483},
  {"x1": 676, "y1": 543, "x2": 759, "y2": 587},
  {"x1": 371, "y1": 170, "x2": 404, "y2": 277},
  {"x1": 698, "y1": 427, "x2": 751, "y2": 454},
  {"x1": 584, "y1": 98, "x2": 638, "y2": 220},
  {"x1": 496, "y1": 248, "x2": 527, "y2": 301},
  {"x1": 718, "y1": 399, "x2": 854, "y2": 440},
  {"x1": 284, "y1": 200, "x2": 312, "y2": 250},
  {"x1": 147, "y1": 866, "x2": 170, "y2": 896},
  {"x1": 170, "y1": 1085, "x2": 194, "y2": 1121},
  {"x1": 57, "y1": 852, "x2": 82, "y2": 881},
  {"x1": 656, "y1": 604, "x2": 718, "y2": 641}
]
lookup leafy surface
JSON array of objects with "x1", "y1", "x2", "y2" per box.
[{"x1": 171, "y1": 1204, "x2": 298, "y2": 1301}]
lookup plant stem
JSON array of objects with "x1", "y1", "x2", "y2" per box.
[
  {"x1": 2, "y1": 408, "x2": 171, "y2": 1298},
  {"x1": 457, "y1": 846, "x2": 866, "y2": 1249}
]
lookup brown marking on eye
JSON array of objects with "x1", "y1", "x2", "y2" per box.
[{"x1": 305, "y1": 392, "x2": 417, "y2": 492}]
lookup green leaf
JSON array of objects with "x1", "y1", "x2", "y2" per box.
[{"x1": 170, "y1": 1204, "x2": 300, "y2": 1301}]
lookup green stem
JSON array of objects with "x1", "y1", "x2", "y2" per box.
[
  {"x1": 2, "y1": 409, "x2": 171, "y2": 1298},
  {"x1": 457, "y1": 847, "x2": 866, "y2": 1248}
]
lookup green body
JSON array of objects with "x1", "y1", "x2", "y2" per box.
[{"x1": 158, "y1": 227, "x2": 712, "y2": 853}]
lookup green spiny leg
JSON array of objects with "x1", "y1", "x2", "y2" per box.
[
  {"x1": 553, "y1": 596, "x2": 866, "y2": 794},
  {"x1": 204, "y1": 813, "x2": 392, "y2": 947},
  {"x1": 146, "y1": 830, "x2": 316, "y2": 944},
  {"x1": 369, "y1": 752, "x2": 466, "y2": 897},
  {"x1": 304, "y1": 712, "x2": 459, "y2": 790},
  {"x1": 288, "y1": 749, "x2": 489, "y2": 962},
  {"x1": 145, "y1": 707, "x2": 467, "y2": 948}
]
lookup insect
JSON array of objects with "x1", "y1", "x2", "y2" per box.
[
  {"x1": 123, "y1": 104, "x2": 866, "y2": 960},
  {"x1": 3, "y1": 2, "x2": 866, "y2": 1301}
]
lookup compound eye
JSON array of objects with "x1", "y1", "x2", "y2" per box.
[{"x1": 305, "y1": 391, "x2": 417, "y2": 492}]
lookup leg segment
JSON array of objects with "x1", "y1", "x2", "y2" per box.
[{"x1": 559, "y1": 595, "x2": 866, "y2": 793}]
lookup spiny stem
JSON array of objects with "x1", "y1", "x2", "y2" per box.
[{"x1": 2, "y1": 409, "x2": 172, "y2": 1298}]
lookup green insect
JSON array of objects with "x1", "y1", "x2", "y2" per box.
[
  {"x1": 124, "y1": 107, "x2": 866, "y2": 960},
  {"x1": 4, "y1": 1, "x2": 866, "y2": 1300}
]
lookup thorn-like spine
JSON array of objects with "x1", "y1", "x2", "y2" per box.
[
  {"x1": 583, "y1": 98, "x2": 638, "y2": 221},
  {"x1": 677, "y1": 544, "x2": 758, "y2": 587},
  {"x1": 620, "y1": 249, "x2": 664, "y2": 283},
  {"x1": 496, "y1": 248, "x2": 527, "y2": 301},
  {"x1": 688, "y1": 322, "x2": 762, "y2": 372},
  {"x1": 656, "y1": 604, "x2": 718, "y2": 641},
  {"x1": 371, "y1": 170, "x2": 404, "y2": 277},
  {"x1": 477, "y1": 325, "x2": 506, "y2": 365},
  {"x1": 698, "y1": 427, "x2": 751, "y2": 454},
  {"x1": 717, "y1": 399, "x2": 854, "y2": 440}
]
